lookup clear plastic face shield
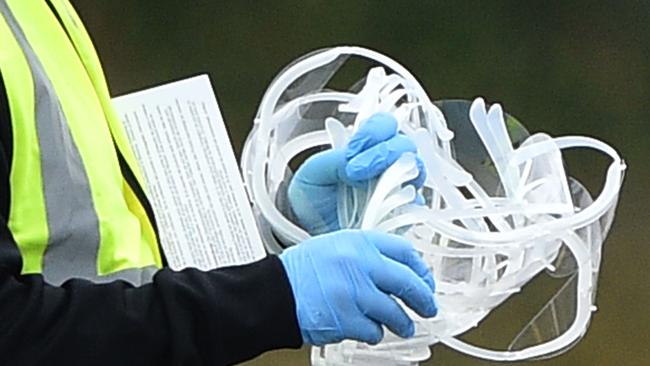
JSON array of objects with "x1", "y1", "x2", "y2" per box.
[{"x1": 241, "y1": 47, "x2": 626, "y2": 364}]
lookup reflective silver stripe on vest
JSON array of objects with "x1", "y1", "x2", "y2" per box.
[{"x1": 0, "y1": 1, "x2": 155, "y2": 286}]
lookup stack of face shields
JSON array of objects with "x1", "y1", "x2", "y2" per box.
[{"x1": 241, "y1": 46, "x2": 626, "y2": 364}]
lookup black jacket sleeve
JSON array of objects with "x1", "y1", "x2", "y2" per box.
[{"x1": 0, "y1": 73, "x2": 302, "y2": 366}]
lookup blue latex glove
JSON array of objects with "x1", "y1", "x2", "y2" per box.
[
  {"x1": 280, "y1": 229, "x2": 437, "y2": 346},
  {"x1": 288, "y1": 113, "x2": 426, "y2": 235}
]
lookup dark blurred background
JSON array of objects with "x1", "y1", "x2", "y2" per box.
[{"x1": 72, "y1": 1, "x2": 648, "y2": 365}]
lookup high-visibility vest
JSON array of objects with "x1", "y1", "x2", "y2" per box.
[{"x1": 0, "y1": 0, "x2": 163, "y2": 285}]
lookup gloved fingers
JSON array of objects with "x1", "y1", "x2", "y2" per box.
[
  {"x1": 404, "y1": 155, "x2": 427, "y2": 189},
  {"x1": 364, "y1": 231, "x2": 435, "y2": 291},
  {"x1": 345, "y1": 134, "x2": 417, "y2": 181},
  {"x1": 357, "y1": 288, "x2": 415, "y2": 338},
  {"x1": 292, "y1": 149, "x2": 347, "y2": 186},
  {"x1": 346, "y1": 112, "x2": 398, "y2": 159},
  {"x1": 371, "y1": 259, "x2": 437, "y2": 318},
  {"x1": 343, "y1": 315, "x2": 385, "y2": 345}
]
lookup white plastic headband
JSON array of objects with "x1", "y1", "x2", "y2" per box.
[{"x1": 377, "y1": 136, "x2": 623, "y2": 245}]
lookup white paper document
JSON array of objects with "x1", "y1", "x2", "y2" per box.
[{"x1": 113, "y1": 75, "x2": 265, "y2": 270}]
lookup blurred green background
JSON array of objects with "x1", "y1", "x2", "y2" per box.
[{"x1": 72, "y1": 1, "x2": 648, "y2": 365}]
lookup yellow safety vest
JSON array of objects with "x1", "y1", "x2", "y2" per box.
[{"x1": 0, "y1": 0, "x2": 162, "y2": 285}]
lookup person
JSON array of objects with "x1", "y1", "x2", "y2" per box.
[{"x1": 0, "y1": 1, "x2": 437, "y2": 365}]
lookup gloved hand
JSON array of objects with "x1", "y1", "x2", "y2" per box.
[
  {"x1": 288, "y1": 113, "x2": 426, "y2": 235},
  {"x1": 280, "y1": 229, "x2": 437, "y2": 346}
]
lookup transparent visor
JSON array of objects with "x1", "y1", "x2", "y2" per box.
[{"x1": 241, "y1": 47, "x2": 626, "y2": 363}]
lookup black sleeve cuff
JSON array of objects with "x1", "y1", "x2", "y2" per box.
[{"x1": 153, "y1": 255, "x2": 303, "y2": 365}]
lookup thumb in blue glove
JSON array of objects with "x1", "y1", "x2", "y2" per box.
[
  {"x1": 279, "y1": 230, "x2": 437, "y2": 346},
  {"x1": 289, "y1": 113, "x2": 426, "y2": 235}
]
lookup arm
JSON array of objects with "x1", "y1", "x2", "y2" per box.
[
  {"x1": 0, "y1": 240, "x2": 301, "y2": 366},
  {"x1": 0, "y1": 234, "x2": 300, "y2": 366},
  {"x1": 0, "y1": 72, "x2": 301, "y2": 366}
]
